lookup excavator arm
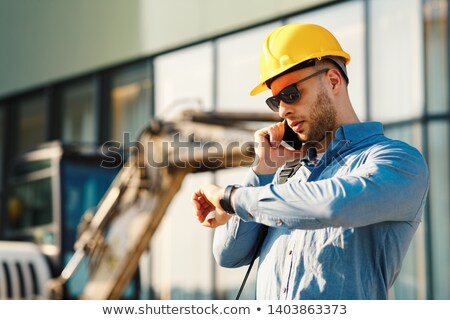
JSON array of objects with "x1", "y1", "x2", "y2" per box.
[{"x1": 49, "y1": 110, "x2": 280, "y2": 299}]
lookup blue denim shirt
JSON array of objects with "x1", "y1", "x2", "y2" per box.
[{"x1": 213, "y1": 122, "x2": 429, "y2": 299}]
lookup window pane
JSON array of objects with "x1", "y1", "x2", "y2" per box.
[
  {"x1": 0, "y1": 106, "x2": 4, "y2": 184},
  {"x1": 111, "y1": 62, "x2": 152, "y2": 141},
  {"x1": 17, "y1": 94, "x2": 47, "y2": 154},
  {"x1": 384, "y1": 124, "x2": 427, "y2": 299},
  {"x1": 384, "y1": 123, "x2": 423, "y2": 151},
  {"x1": 424, "y1": 0, "x2": 448, "y2": 114},
  {"x1": 7, "y1": 176, "x2": 53, "y2": 231},
  {"x1": 149, "y1": 173, "x2": 215, "y2": 299},
  {"x1": 216, "y1": 23, "x2": 281, "y2": 113},
  {"x1": 153, "y1": 43, "x2": 215, "y2": 298},
  {"x1": 60, "y1": 159, "x2": 119, "y2": 251},
  {"x1": 288, "y1": 0, "x2": 367, "y2": 120},
  {"x1": 5, "y1": 158, "x2": 54, "y2": 244},
  {"x1": 427, "y1": 121, "x2": 450, "y2": 299},
  {"x1": 154, "y1": 43, "x2": 213, "y2": 119},
  {"x1": 369, "y1": 0, "x2": 424, "y2": 122},
  {"x1": 61, "y1": 79, "x2": 97, "y2": 145}
]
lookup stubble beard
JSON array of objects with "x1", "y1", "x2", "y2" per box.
[{"x1": 302, "y1": 88, "x2": 337, "y2": 144}]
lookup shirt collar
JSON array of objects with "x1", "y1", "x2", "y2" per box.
[
  {"x1": 306, "y1": 122, "x2": 384, "y2": 180},
  {"x1": 334, "y1": 121, "x2": 384, "y2": 144},
  {"x1": 303, "y1": 122, "x2": 384, "y2": 168}
]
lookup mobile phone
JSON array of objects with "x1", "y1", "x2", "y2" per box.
[{"x1": 280, "y1": 119, "x2": 303, "y2": 151}]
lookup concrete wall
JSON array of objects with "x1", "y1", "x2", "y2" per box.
[{"x1": 0, "y1": 0, "x2": 331, "y2": 98}]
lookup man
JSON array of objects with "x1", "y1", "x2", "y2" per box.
[{"x1": 191, "y1": 23, "x2": 429, "y2": 299}]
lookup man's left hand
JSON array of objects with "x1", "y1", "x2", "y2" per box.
[{"x1": 192, "y1": 184, "x2": 232, "y2": 228}]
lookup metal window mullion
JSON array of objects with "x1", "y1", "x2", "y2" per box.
[{"x1": 364, "y1": 0, "x2": 372, "y2": 121}]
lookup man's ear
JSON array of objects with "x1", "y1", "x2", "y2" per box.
[{"x1": 327, "y1": 69, "x2": 342, "y2": 92}]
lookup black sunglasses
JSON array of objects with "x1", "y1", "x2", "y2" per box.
[{"x1": 265, "y1": 68, "x2": 329, "y2": 112}]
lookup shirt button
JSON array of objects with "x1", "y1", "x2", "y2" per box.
[
  {"x1": 247, "y1": 213, "x2": 254, "y2": 219},
  {"x1": 277, "y1": 219, "x2": 283, "y2": 226},
  {"x1": 288, "y1": 250, "x2": 293, "y2": 255}
]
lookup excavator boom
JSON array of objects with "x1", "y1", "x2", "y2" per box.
[{"x1": 51, "y1": 111, "x2": 280, "y2": 299}]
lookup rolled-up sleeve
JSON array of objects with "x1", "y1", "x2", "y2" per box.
[{"x1": 233, "y1": 142, "x2": 429, "y2": 230}]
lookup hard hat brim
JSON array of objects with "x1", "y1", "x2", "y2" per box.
[{"x1": 250, "y1": 51, "x2": 350, "y2": 96}]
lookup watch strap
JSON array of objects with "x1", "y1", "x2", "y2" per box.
[{"x1": 220, "y1": 184, "x2": 240, "y2": 214}]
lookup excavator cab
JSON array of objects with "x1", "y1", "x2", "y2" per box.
[{"x1": 1, "y1": 141, "x2": 130, "y2": 298}]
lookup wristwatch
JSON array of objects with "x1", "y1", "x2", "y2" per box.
[{"x1": 219, "y1": 185, "x2": 240, "y2": 214}]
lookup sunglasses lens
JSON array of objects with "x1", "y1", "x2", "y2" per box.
[
  {"x1": 279, "y1": 87, "x2": 300, "y2": 104},
  {"x1": 266, "y1": 97, "x2": 280, "y2": 111},
  {"x1": 266, "y1": 85, "x2": 300, "y2": 111}
]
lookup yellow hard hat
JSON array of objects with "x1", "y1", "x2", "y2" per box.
[{"x1": 250, "y1": 23, "x2": 351, "y2": 96}]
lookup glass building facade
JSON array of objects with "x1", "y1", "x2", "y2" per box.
[{"x1": 0, "y1": 0, "x2": 449, "y2": 299}]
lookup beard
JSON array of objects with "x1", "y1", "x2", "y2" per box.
[{"x1": 302, "y1": 88, "x2": 337, "y2": 144}]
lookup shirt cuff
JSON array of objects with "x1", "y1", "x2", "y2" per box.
[{"x1": 233, "y1": 185, "x2": 263, "y2": 222}]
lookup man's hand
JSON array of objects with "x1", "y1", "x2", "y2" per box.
[
  {"x1": 192, "y1": 184, "x2": 233, "y2": 228},
  {"x1": 253, "y1": 121, "x2": 302, "y2": 174}
]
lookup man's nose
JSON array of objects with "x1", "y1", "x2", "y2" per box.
[{"x1": 278, "y1": 102, "x2": 292, "y2": 119}]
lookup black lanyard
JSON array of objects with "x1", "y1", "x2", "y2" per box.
[{"x1": 235, "y1": 157, "x2": 305, "y2": 300}]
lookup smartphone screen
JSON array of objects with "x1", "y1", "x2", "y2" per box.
[{"x1": 280, "y1": 119, "x2": 303, "y2": 151}]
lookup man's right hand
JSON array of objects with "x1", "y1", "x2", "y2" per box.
[{"x1": 252, "y1": 121, "x2": 303, "y2": 174}]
